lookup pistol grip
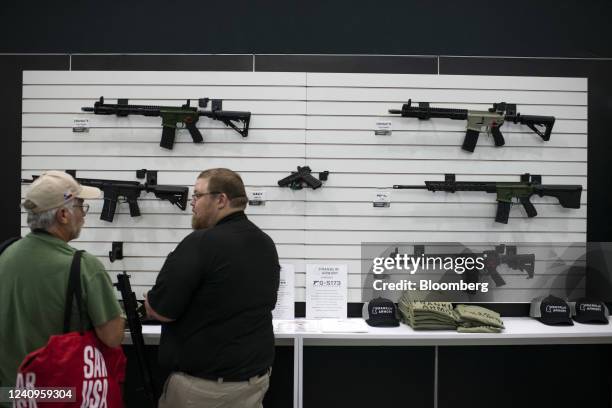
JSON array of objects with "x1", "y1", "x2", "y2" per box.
[
  {"x1": 489, "y1": 269, "x2": 507, "y2": 287},
  {"x1": 495, "y1": 201, "x2": 511, "y2": 224},
  {"x1": 491, "y1": 126, "x2": 505, "y2": 147},
  {"x1": 186, "y1": 121, "x2": 203, "y2": 143},
  {"x1": 520, "y1": 197, "x2": 538, "y2": 218},
  {"x1": 128, "y1": 199, "x2": 141, "y2": 217},
  {"x1": 160, "y1": 126, "x2": 176, "y2": 150},
  {"x1": 462, "y1": 129, "x2": 479, "y2": 152}
]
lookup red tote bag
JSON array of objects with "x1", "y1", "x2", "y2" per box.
[{"x1": 13, "y1": 250, "x2": 126, "y2": 408}]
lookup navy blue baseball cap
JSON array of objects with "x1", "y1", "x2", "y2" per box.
[
  {"x1": 572, "y1": 298, "x2": 610, "y2": 324},
  {"x1": 363, "y1": 297, "x2": 399, "y2": 327},
  {"x1": 530, "y1": 295, "x2": 573, "y2": 326}
]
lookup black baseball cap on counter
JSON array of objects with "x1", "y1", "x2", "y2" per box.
[
  {"x1": 571, "y1": 298, "x2": 610, "y2": 324},
  {"x1": 362, "y1": 297, "x2": 400, "y2": 327},
  {"x1": 530, "y1": 295, "x2": 573, "y2": 326}
]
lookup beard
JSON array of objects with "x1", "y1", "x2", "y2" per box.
[
  {"x1": 70, "y1": 218, "x2": 84, "y2": 240},
  {"x1": 192, "y1": 214, "x2": 206, "y2": 230}
]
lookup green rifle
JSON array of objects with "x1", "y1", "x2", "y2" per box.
[
  {"x1": 82, "y1": 97, "x2": 251, "y2": 149},
  {"x1": 393, "y1": 173, "x2": 582, "y2": 224}
]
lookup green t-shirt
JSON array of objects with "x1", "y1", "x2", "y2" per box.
[{"x1": 0, "y1": 231, "x2": 123, "y2": 390}]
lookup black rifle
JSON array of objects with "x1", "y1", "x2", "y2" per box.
[
  {"x1": 82, "y1": 97, "x2": 251, "y2": 149},
  {"x1": 114, "y1": 271, "x2": 158, "y2": 407},
  {"x1": 412, "y1": 244, "x2": 535, "y2": 287},
  {"x1": 278, "y1": 166, "x2": 329, "y2": 190},
  {"x1": 389, "y1": 100, "x2": 555, "y2": 152},
  {"x1": 22, "y1": 171, "x2": 188, "y2": 222},
  {"x1": 393, "y1": 173, "x2": 582, "y2": 224}
]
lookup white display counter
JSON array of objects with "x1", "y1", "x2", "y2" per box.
[{"x1": 123, "y1": 318, "x2": 612, "y2": 408}]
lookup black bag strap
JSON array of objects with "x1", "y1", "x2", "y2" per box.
[
  {"x1": 63, "y1": 250, "x2": 85, "y2": 334},
  {"x1": 0, "y1": 237, "x2": 20, "y2": 255}
]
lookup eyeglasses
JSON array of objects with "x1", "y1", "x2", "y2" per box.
[
  {"x1": 191, "y1": 191, "x2": 221, "y2": 201},
  {"x1": 72, "y1": 203, "x2": 90, "y2": 215}
]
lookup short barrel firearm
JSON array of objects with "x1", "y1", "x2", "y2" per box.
[
  {"x1": 393, "y1": 173, "x2": 582, "y2": 224},
  {"x1": 411, "y1": 244, "x2": 535, "y2": 288},
  {"x1": 22, "y1": 172, "x2": 188, "y2": 222},
  {"x1": 81, "y1": 97, "x2": 251, "y2": 150},
  {"x1": 278, "y1": 166, "x2": 329, "y2": 190},
  {"x1": 388, "y1": 99, "x2": 555, "y2": 152}
]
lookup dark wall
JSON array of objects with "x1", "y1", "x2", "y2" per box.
[
  {"x1": 0, "y1": 56, "x2": 69, "y2": 240},
  {"x1": 1, "y1": 0, "x2": 612, "y2": 57}
]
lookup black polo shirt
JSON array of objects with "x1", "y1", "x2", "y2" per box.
[{"x1": 148, "y1": 211, "x2": 280, "y2": 379}]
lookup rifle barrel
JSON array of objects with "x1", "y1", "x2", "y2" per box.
[{"x1": 393, "y1": 185, "x2": 427, "y2": 189}]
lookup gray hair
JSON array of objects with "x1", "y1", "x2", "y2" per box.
[{"x1": 26, "y1": 200, "x2": 74, "y2": 231}]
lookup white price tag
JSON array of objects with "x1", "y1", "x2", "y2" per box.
[
  {"x1": 373, "y1": 190, "x2": 391, "y2": 208},
  {"x1": 247, "y1": 190, "x2": 266, "y2": 206},
  {"x1": 72, "y1": 118, "x2": 89, "y2": 133},
  {"x1": 374, "y1": 120, "x2": 392, "y2": 136}
]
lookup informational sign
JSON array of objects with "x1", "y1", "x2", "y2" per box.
[
  {"x1": 306, "y1": 264, "x2": 348, "y2": 319},
  {"x1": 247, "y1": 190, "x2": 266, "y2": 206},
  {"x1": 374, "y1": 120, "x2": 392, "y2": 136},
  {"x1": 72, "y1": 118, "x2": 89, "y2": 133},
  {"x1": 272, "y1": 264, "x2": 295, "y2": 320},
  {"x1": 373, "y1": 190, "x2": 391, "y2": 208}
]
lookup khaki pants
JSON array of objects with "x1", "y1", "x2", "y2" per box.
[{"x1": 158, "y1": 370, "x2": 271, "y2": 408}]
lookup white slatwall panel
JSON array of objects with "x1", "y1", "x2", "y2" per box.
[{"x1": 21, "y1": 71, "x2": 587, "y2": 303}]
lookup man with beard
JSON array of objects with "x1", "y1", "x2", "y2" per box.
[
  {"x1": 145, "y1": 168, "x2": 280, "y2": 408},
  {"x1": 0, "y1": 171, "x2": 125, "y2": 396}
]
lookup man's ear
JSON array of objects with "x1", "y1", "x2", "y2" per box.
[
  {"x1": 217, "y1": 193, "x2": 230, "y2": 209},
  {"x1": 55, "y1": 207, "x2": 69, "y2": 225}
]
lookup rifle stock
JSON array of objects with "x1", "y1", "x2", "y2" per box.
[{"x1": 534, "y1": 185, "x2": 582, "y2": 208}]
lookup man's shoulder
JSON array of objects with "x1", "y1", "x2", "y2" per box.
[{"x1": 79, "y1": 250, "x2": 104, "y2": 269}]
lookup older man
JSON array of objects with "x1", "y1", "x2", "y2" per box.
[
  {"x1": 146, "y1": 168, "x2": 280, "y2": 408},
  {"x1": 0, "y1": 171, "x2": 125, "y2": 393}
]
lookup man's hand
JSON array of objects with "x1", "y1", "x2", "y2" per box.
[{"x1": 144, "y1": 291, "x2": 175, "y2": 323}]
